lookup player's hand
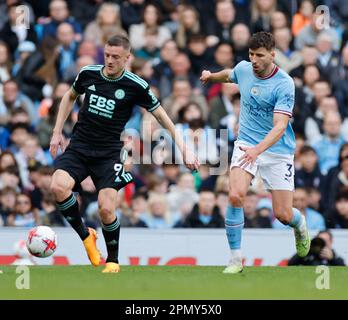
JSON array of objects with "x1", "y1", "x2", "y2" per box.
[
  {"x1": 238, "y1": 146, "x2": 261, "y2": 168},
  {"x1": 319, "y1": 247, "x2": 334, "y2": 260},
  {"x1": 49, "y1": 132, "x2": 66, "y2": 159},
  {"x1": 183, "y1": 148, "x2": 200, "y2": 172},
  {"x1": 200, "y1": 70, "x2": 211, "y2": 85}
]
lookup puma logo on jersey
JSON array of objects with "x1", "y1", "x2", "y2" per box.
[{"x1": 89, "y1": 94, "x2": 115, "y2": 112}]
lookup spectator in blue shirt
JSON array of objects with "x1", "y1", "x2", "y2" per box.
[
  {"x1": 273, "y1": 187, "x2": 326, "y2": 230},
  {"x1": 312, "y1": 111, "x2": 345, "y2": 175}
]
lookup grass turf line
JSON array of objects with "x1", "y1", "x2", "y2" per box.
[{"x1": 0, "y1": 266, "x2": 347, "y2": 299}]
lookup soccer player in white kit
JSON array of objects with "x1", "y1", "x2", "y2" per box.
[{"x1": 200, "y1": 32, "x2": 310, "y2": 273}]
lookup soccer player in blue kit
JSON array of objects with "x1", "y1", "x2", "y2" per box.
[{"x1": 200, "y1": 32, "x2": 310, "y2": 273}]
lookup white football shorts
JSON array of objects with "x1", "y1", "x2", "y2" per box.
[{"x1": 230, "y1": 141, "x2": 295, "y2": 191}]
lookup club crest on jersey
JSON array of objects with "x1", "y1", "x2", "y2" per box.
[
  {"x1": 251, "y1": 87, "x2": 260, "y2": 96},
  {"x1": 115, "y1": 89, "x2": 125, "y2": 99}
]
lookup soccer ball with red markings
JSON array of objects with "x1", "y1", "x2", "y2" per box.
[{"x1": 26, "y1": 226, "x2": 57, "y2": 258}]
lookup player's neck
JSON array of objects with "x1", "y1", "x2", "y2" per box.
[
  {"x1": 102, "y1": 67, "x2": 125, "y2": 79},
  {"x1": 255, "y1": 63, "x2": 276, "y2": 79}
]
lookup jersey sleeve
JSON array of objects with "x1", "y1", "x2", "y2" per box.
[
  {"x1": 228, "y1": 61, "x2": 246, "y2": 84},
  {"x1": 71, "y1": 69, "x2": 87, "y2": 95},
  {"x1": 136, "y1": 86, "x2": 161, "y2": 112},
  {"x1": 273, "y1": 79, "x2": 295, "y2": 117}
]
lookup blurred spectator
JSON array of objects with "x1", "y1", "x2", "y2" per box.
[
  {"x1": 69, "y1": 0, "x2": 102, "y2": 30},
  {"x1": 315, "y1": 32, "x2": 340, "y2": 83},
  {"x1": 273, "y1": 27, "x2": 302, "y2": 73},
  {"x1": 333, "y1": 47, "x2": 348, "y2": 117},
  {"x1": 288, "y1": 230, "x2": 345, "y2": 265},
  {"x1": 129, "y1": 3, "x2": 171, "y2": 51},
  {"x1": 15, "y1": 135, "x2": 48, "y2": 189},
  {"x1": 40, "y1": 0, "x2": 82, "y2": 42},
  {"x1": 175, "y1": 5, "x2": 201, "y2": 50},
  {"x1": 176, "y1": 102, "x2": 219, "y2": 165},
  {"x1": 312, "y1": 111, "x2": 345, "y2": 175},
  {"x1": 327, "y1": 188, "x2": 348, "y2": 228},
  {"x1": 216, "y1": 191, "x2": 229, "y2": 218},
  {"x1": 305, "y1": 96, "x2": 341, "y2": 144},
  {"x1": 134, "y1": 28, "x2": 161, "y2": 62},
  {"x1": 162, "y1": 77, "x2": 208, "y2": 122},
  {"x1": 11, "y1": 40, "x2": 36, "y2": 77},
  {"x1": 273, "y1": 187, "x2": 326, "y2": 230},
  {"x1": 182, "y1": 189, "x2": 224, "y2": 228},
  {"x1": 187, "y1": 34, "x2": 214, "y2": 78},
  {"x1": 208, "y1": 82, "x2": 239, "y2": 129},
  {"x1": 12, "y1": 37, "x2": 59, "y2": 102},
  {"x1": 295, "y1": 145, "x2": 325, "y2": 191},
  {"x1": 143, "y1": 192, "x2": 173, "y2": 229},
  {"x1": 0, "y1": 150, "x2": 19, "y2": 172},
  {"x1": 208, "y1": 42, "x2": 234, "y2": 72},
  {"x1": 250, "y1": 0, "x2": 277, "y2": 33},
  {"x1": 0, "y1": 41, "x2": 11, "y2": 96},
  {"x1": 152, "y1": 39, "x2": 179, "y2": 98},
  {"x1": 295, "y1": 12, "x2": 340, "y2": 51},
  {"x1": 7, "y1": 192, "x2": 39, "y2": 227},
  {"x1": 0, "y1": 2, "x2": 37, "y2": 58},
  {"x1": 121, "y1": 190, "x2": 149, "y2": 227},
  {"x1": 40, "y1": 191, "x2": 65, "y2": 226},
  {"x1": 0, "y1": 79, "x2": 36, "y2": 125},
  {"x1": 322, "y1": 143, "x2": 348, "y2": 209},
  {"x1": 206, "y1": 0, "x2": 236, "y2": 46},
  {"x1": 7, "y1": 123, "x2": 30, "y2": 154},
  {"x1": 291, "y1": 0, "x2": 314, "y2": 36},
  {"x1": 230, "y1": 23, "x2": 251, "y2": 65},
  {"x1": 167, "y1": 171, "x2": 199, "y2": 223},
  {"x1": 28, "y1": 165, "x2": 54, "y2": 210},
  {"x1": 0, "y1": 186, "x2": 17, "y2": 225},
  {"x1": 120, "y1": 0, "x2": 146, "y2": 32},
  {"x1": 0, "y1": 165, "x2": 21, "y2": 191},
  {"x1": 270, "y1": 10, "x2": 289, "y2": 31},
  {"x1": 56, "y1": 22, "x2": 79, "y2": 81},
  {"x1": 83, "y1": 2, "x2": 127, "y2": 48},
  {"x1": 244, "y1": 190, "x2": 272, "y2": 228}
]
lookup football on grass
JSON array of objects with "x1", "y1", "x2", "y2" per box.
[{"x1": 26, "y1": 226, "x2": 58, "y2": 258}]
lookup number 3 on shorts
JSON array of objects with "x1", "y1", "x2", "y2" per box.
[{"x1": 285, "y1": 163, "x2": 293, "y2": 179}]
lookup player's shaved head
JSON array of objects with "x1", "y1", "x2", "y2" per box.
[
  {"x1": 249, "y1": 31, "x2": 275, "y2": 51},
  {"x1": 106, "y1": 35, "x2": 131, "y2": 51}
]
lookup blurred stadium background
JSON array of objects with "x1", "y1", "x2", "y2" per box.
[{"x1": 0, "y1": 0, "x2": 348, "y2": 269}]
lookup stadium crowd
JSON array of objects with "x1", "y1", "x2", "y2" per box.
[{"x1": 1, "y1": 0, "x2": 348, "y2": 231}]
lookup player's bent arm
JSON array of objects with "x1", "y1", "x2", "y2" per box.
[
  {"x1": 255, "y1": 113, "x2": 289, "y2": 154},
  {"x1": 201, "y1": 69, "x2": 233, "y2": 84},
  {"x1": 53, "y1": 88, "x2": 78, "y2": 133}
]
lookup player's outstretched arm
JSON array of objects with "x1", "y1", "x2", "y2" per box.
[
  {"x1": 151, "y1": 106, "x2": 200, "y2": 171},
  {"x1": 200, "y1": 69, "x2": 232, "y2": 84},
  {"x1": 49, "y1": 89, "x2": 78, "y2": 159}
]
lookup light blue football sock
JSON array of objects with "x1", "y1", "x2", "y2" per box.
[
  {"x1": 289, "y1": 208, "x2": 303, "y2": 229},
  {"x1": 225, "y1": 205, "x2": 244, "y2": 250}
]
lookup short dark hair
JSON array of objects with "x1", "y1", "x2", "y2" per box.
[
  {"x1": 299, "y1": 145, "x2": 317, "y2": 156},
  {"x1": 249, "y1": 32, "x2": 275, "y2": 51},
  {"x1": 106, "y1": 35, "x2": 130, "y2": 51}
]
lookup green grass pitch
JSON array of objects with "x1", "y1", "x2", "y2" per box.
[{"x1": 0, "y1": 266, "x2": 347, "y2": 299}]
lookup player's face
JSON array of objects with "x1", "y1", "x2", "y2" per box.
[
  {"x1": 249, "y1": 47, "x2": 275, "y2": 76},
  {"x1": 104, "y1": 44, "x2": 130, "y2": 77}
]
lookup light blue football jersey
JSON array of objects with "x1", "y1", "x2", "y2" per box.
[{"x1": 229, "y1": 60, "x2": 296, "y2": 155}]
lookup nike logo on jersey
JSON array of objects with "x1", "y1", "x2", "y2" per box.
[{"x1": 88, "y1": 84, "x2": 96, "y2": 91}]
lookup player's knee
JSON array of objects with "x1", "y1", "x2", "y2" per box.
[
  {"x1": 50, "y1": 179, "x2": 71, "y2": 200},
  {"x1": 229, "y1": 191, "x2": 245, "y2": 207}
]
